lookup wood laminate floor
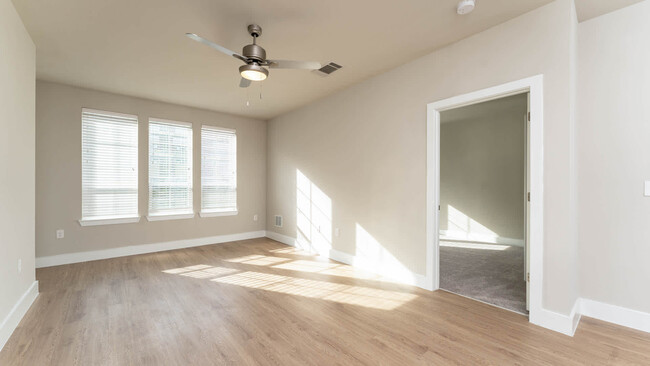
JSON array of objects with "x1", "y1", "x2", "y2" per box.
[{"x1": 1, "y1": 238, "x2": 649, "y2": 365}]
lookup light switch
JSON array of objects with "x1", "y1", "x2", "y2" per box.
[
  {"x1": 646, "y1": 181, "x2": 650, "y2": 197},
  {"x1": 56, "y1": 229, "x2": 64, "y2": 239}
]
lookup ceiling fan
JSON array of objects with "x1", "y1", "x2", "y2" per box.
[{"x1": 186, "y1": 24, "x2": 322, "y2": 88}]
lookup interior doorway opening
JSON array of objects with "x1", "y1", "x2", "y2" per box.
[
  {"x1": 437, "y1": 93, "x2": 529, "y2": 315},
  {"x1": 426, "y1": 75, "x2": 544, "y2": 324}
]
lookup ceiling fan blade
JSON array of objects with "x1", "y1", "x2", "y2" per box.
[
  {"x1": 239, "y1": 78, "x2": 251, "y2": 88},
  {"x1": 268, "y1": 60, "x2": 322, "y2": 70},
  {"x1": 185, "y1": 33, "x2": 247, "y2": 63}
]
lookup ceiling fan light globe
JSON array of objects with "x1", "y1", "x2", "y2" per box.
[
  {"x1": 241, "y1": 70, "x2": 267, "y2": 81},
  {"x1": 239, "y1": 64, "x2": 268, "y2": 81}
]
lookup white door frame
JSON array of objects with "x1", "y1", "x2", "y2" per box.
[{"x1": 425, "y1": 75, "x2": 544, "y2": 323}]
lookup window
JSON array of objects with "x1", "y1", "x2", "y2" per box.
[
  {"x1": 200, "y1": 126, "x2": 237, "y2": 216},
  {"x1": 148, "y1": 118, "x2": 193, "y2": 219},
  {"x1": 80, "y1": 108, "x2": 139, "y2": 226}
]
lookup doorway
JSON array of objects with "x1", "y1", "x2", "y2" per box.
[
  {"x1": 425, "y1": 75, "x2": 544, "y2": 324},
  {"x1": 438, "y1": 93, "x2": 528, "y2": 314}
]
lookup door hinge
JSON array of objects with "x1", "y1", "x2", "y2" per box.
[
  {"x1": 527, "y1": 112, "x2": 531, "y2": 121},
  {"x1": 527, "y1": 272, "x2": 530, "y2": 282},
  {"x1": 527, "y1": 192, "x2": 530, "y2": 202},
  {"x1": 438, "y1": 205, "x2": 441, "y2": 211}
]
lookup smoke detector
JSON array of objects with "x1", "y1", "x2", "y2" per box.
[{"x1": 457, "y1": 0, "x2": 475, "y2": 15}]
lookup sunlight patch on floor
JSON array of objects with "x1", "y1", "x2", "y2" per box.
[
  {"x1": 162, "y1": 262, "x2": 416, "y2": 310},
  {"x1": 272, "y1": 259, "x2": 339, "y2": 272},
  {"x1": 269, "y1": 247, "x2": 302, "y2": 254},
  {"x1": 225, "y1": 254, "x2": 292, "y2": 266},
  {"x1": 211, "y1": 270, "x2": 416, "y2": 310},
  {"x1": 163, "y1": 265, "x2": 238, "y2": 278},
  {"x1": 223, "y1": 252, "x2": 381, "y2": 280}
]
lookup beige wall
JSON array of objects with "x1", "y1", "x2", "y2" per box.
[
  {"x1": 267, "y1": 0, "x2": 579, "y2": 314},
  {"x1": 577, "y1": 0, "x2": 650, "y2": 313},
  {"x1": 0, "y1": 0, "x2": 36, "y2": 334},
  {"x1": 36, "y1": 81, "x2": 266, "y2": 258},
  {"x1": 440, "y1": 94, "x2": 527, "y2": 242}
]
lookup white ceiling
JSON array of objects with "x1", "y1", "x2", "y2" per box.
[
  {"x1": 575, "y1": 0, "x2": 645, "y2": 22},
  {"x1": 13, "y1": 0, "x2": 642, "y2": 120}
]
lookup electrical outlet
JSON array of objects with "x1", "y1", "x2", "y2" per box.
[
  {"x1": 56, "y1": 229, "x2": 64, "y2": 239},
  {"x1": 253, "y1": 214, "x2": 258, "y2": 222},
  {"x1": 335, "y1": 228, "x2": 340, "y2": 237},
  {"x1": 18, "y1": 259, "x2": 22, "y2": 273}
]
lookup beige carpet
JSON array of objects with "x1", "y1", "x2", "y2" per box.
[{"x1": 439, "y1": 241, "x2": 527, "y2": 314}]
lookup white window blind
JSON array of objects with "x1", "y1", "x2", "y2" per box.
[
  {"x1": 148, "y1": 119, "x2": 193, "y2": 217},
  {"x1": 201, "y1": 126, "x2": 237, "y2": 214},
  {"x1": 81, "y1": 108, "x2": 138, "y2": 221}
]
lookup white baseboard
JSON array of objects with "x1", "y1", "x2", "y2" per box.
[
  {"x1": 33, "y1": 230, "x2": 650, "y2": 337},
  {"x1": 265, "y1": 231, "x2": 430, "y2": 290},
  {"x1": 0, "y1": 281, "x2": 39, "y2": 352},
  {"x1": 36, "y1": 230, "x2": 267, "y2": 268},
  {"x1": 580, "y1": 298, "x2": 650, "y2": 333},
  {"x1": 439, "y1": 230, "x2": 524, "y2": 247},
  {"x1": 531, "y1": 298, "x2": 581, "y2": 336},
  {"x1": 329, "y1": 248, "x2": 430, "y2": 289},
  {"x1": 265, "y1": 231, "x2": 297, "y2": 247},
  {"x1": 531, "y1": 297, "x2": 650, "y2": 336}
]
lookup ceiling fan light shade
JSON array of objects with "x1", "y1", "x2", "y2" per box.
[{"x1": 239, "y1": 64, "x2": 268, "y2": 81}]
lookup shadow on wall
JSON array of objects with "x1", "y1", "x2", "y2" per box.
[{"x1": 294, "y1": 169, "x2": 421, "y2": 284}]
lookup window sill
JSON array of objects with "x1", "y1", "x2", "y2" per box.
[
  {"x1": 146, "y1": 213, "x2": 195, "y2": 221},
  {"x1": 199, "y1": 210, "x2": 238, "y2": 218},
  {"x1": 79, "y1": 216, "x2": 141, "y2": 226}
]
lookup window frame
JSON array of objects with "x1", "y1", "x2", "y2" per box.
[
  {"x1": 147, "y1": 117, "x2": 195, "y2": 221},
  {"x1": 200, "y1": 125, "x2": 238, "y2": 217},
  {"x1": 79, "y1": 108, "x2": 140, "y2": 227}
]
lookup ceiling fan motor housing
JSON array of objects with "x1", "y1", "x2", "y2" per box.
[
  {"x1": 242, "y1": 44, "x2": 266, "y2": 63},
  {"x1": 247, "y1": 24, "x2": 262, "y2": 37}
]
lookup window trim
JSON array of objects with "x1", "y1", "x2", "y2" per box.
[
  {"x1": 146, "y1": 212, "x2": 195, "y2": 221},
  {"x1": 149, "y1": 117, "x2": 193, "y2": 128},
  {"x1": 79, "y1": 216, "x2": 141, "y2": 227},
  {"x1": 82, "y1": 108, "x2": 139, "y2": 120},
  {"x1": 202, "y1": 125, "x2": 236, "y2": 134},
  {"x1": 199, "y1": 209, "x2": 238, "y2": 218}
]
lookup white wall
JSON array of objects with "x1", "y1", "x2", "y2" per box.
[
  {"x1": 35, "y1": 81, "x2": 266, "y2": 258},
  {"x1": 0, "y1": 0, "x2": 36, "y2": 348},
  {"x1": 440, "y1": 95, "x2": 527, "y2": 243},
  {"x1": 267, "y1": 0, "x2": 579, "y2": 314},
  {"x1": 578, "y1": 0, "x2": 650, "y2": 314}
]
